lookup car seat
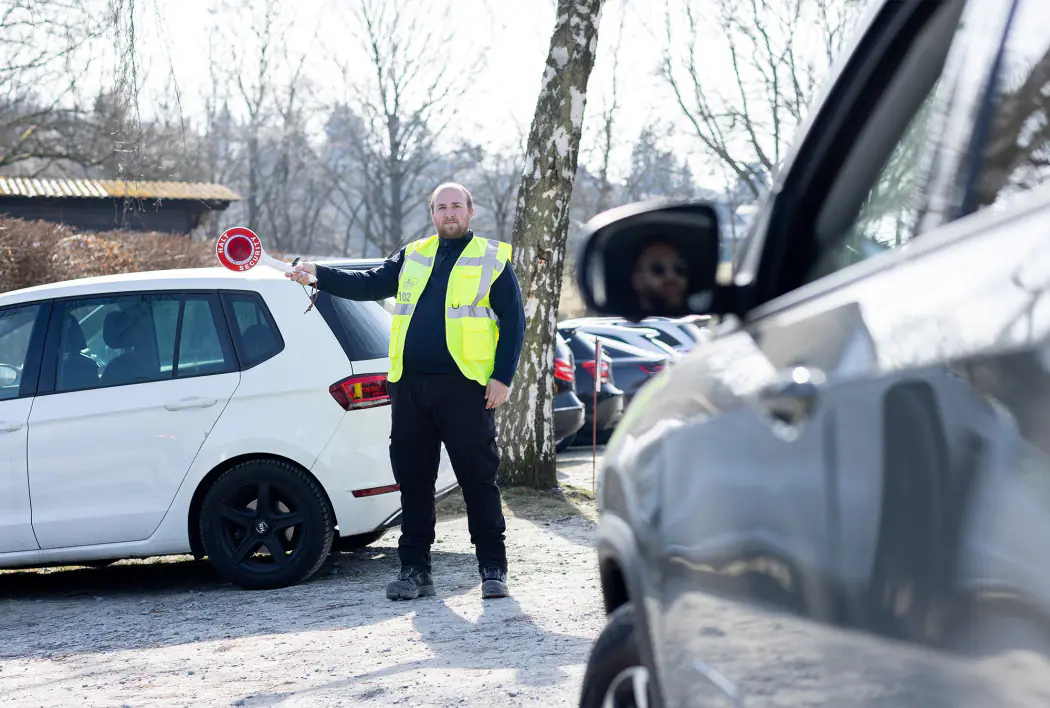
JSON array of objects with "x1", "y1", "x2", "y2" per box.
[
  {"x1": 57, "y1": 315, "x2": 100, "y2": 391},
  {"x1": 100, "y1": 309, "x2": 157, "y2": 386}
]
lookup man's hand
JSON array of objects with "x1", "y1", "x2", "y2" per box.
[
  {"x1": 287, "y1": 262, "x2": 317, "y2": 286},
  {"x1": 485, "y1": 380, "x2": 510, "y2": 409}
]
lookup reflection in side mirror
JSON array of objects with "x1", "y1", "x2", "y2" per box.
[{"x1": 576, "y1": 200, "x2": 723, "y2": 321}]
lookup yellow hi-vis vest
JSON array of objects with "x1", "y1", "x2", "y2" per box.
[{"x1": 388, "y1": 234, "x2": 513, "y2": 385}]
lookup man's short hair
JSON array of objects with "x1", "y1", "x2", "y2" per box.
[{"x1": 430, "y1": 182, "x2": 473, "y2": 213}]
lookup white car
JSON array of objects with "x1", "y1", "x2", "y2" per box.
[{"x1": 0, "y1": 267, "x2": 456, "y2": 589}]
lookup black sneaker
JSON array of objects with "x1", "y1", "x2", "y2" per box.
[
  {"x1": 480, "y1": 567, "x2": 509, "y2": 599},
  {"x1": 386, "y1": 567, "x2": 435, "y2": 600}
]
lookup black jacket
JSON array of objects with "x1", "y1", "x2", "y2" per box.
[{"x1": 314, "y1": 232, "x2": 526, "y2": 386}]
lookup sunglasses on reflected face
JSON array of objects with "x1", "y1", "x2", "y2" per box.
[{"x1": 648, "y1": 261, "x2": 688, "y2": 277}]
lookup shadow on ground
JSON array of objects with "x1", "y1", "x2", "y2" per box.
[
  {"x1": 0, "y1": 544, "x2": 476, "y2": 661},
  {"x1": 231, "y1": 595, "x2": 594, "y2": 706}
]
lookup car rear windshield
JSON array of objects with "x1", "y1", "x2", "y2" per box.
[{"x1": 315, "y1": 294, "x2": 391, "y2": 362}]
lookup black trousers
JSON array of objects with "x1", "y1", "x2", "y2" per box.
[{"x1": 387, "y1": 372, "x2": 507, "y2": 574}]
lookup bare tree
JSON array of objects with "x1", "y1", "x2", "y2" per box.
[
  {"x1": 497, "y1": 0, "x2": 605, "y2": 489},
  {"x1": 661, "y1": 0, "x2": 860, "y2": 198},
  {"x1": 223, "y1": 0, "x2": 285, "y2": 232},
  {"x1": 592, "y1": 5, "x2": 626, "y2": 214},
  {"x1": 471, "y1": 148, "x2": 522, "y2": 242},
  {"x1": 330, "y1": 0, "x2": 486, "y2": 256},
  {"x1": 0, "y1": 0, "x2": 110, "y2": 172}
]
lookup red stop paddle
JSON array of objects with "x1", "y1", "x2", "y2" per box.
[{"x1": 215, "y1": 227, "x2": 316, "y2": 284}]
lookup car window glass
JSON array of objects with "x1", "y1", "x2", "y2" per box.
[
  {"x1": 652, "y1": 330, "x2": 680, "y2": 347},
  {"x1": 59, "y1": 294, "x2": 178, "y2": 391},
  {"x1": 804, "y1": 0, "x2": 968, "y2": 282},
  {"x1": 808, "y1": 75, "x2": 950, "y2": 281},
  {"x1": 970, "y1": 0, "x2": 1050, "y2": 211},
  {"x1": 223, "y1": 293, "x2": 284, "y2": 369},
  {"x1": 0, "y1": 305, "x2": 41, "y2": 400},
  {"x1": 178, "y1": 296, "x2": 235, "y2": 377}
]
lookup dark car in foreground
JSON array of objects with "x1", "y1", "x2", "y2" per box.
[{"x1": 574, "y1": 0, "x2": 1050, "y2": 706}]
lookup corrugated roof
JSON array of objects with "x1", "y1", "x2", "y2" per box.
[{"x1": 0, "y1": 177, "x2": 242, "y2": 201}]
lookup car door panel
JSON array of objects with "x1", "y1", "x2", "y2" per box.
[
  {"x1": 0, "y1": 302, "x2": 48, "y2": 554},
  {"x1": 28, "y1": 374, "x2": 239, "y2": 548},
  {"x1": 27, "y1": 292, "x2": 240, "y2": 549},
  {"x1": 0, "y1": 396, "x2": 38, "y2": 553}
]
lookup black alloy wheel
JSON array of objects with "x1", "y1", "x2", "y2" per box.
[{"x1": 200, "y1": 459, "x2": 334, "y2": 589}]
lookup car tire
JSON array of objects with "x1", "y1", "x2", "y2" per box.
[
  {"x1": 579, "y1": 603, "x2": 645, "y2": 708},
  {"x1": 199, "y1": 459, "x2": 334, "y2": 590},
  {"x1": 335, "y1": 528, "x2": 387, "y2": 552},
  {"x1": 556, "y1": 436, "x2": 575, "y2": 453}
]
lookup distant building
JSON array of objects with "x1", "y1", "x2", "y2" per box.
[{"x1": 0, "y1": 177, "x2": 242, "y2": 235}]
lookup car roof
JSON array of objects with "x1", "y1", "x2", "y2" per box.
[
  {"x1": 562, "y1": 321, "x2": 663, "y2": 338},
  {"x1": 0, "y1": 266, "x2": 287, "y2": 306}
]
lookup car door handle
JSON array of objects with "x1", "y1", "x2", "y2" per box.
[
  {"x1": 164, "y1": 397, "x2": 218, "y2": 411},
  {"x1": 755, "y1": 366, "x2": 826, "y2": 426},
  {"x1": 0, "y1": 420, "x2": 23, "y2": 433}
]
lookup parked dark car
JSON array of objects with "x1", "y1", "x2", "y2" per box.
[
  {"x1": 554, "y1": 333, "x2": 586, "y2": 451},
  {"x1": 583, "y1": 336, "x2": 670, "y2": 407},
  {"x1": 559, "y1": 326, "x2": 625, "y2": 446},
  {"x1": 608, "y1": 316, "x2": 710, "y2": 354},
  {"x1": 561, "y1": 319, "x2": 681, "y2": 360},
  {"x1": 574, "y1": 0, "x2": 1050, "y2": 706}
]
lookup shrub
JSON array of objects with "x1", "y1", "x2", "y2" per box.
[{"x1": 0, "y1": 217, "x2": 216, "y2": 293}]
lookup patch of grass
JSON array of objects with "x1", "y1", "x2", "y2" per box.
[{"x1": 436, "y1": 484, "x2": 597, "y2": 523}]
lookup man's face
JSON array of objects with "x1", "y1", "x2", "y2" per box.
[
  {"x1": 631, "y1": 242, "x2": 688, "y2": 308},
  {"x1": 431, "y1": 186, "x2": 473, "y2": 239}
]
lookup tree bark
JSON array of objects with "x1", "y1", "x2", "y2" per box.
[{"x1": 497, "y1": 0, "x2": 605, "y2": 489}]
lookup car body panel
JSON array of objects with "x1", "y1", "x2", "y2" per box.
[
  {"x1": 0, "y1": 396, "x2": 37, "y2": 553},
  {"x1": 588, "y1": 0, "x2": 1050, "y2": 704},
  {"x1": 0, "y1": 268, "x2": 411, "y2": 568}
]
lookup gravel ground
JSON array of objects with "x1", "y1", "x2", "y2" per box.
[
  {"x1": 0, "y1": 451, "x2": 606, "y2": 708},
  {"x1": 0, "y1": 515, "x2": 603, "y2": 708}
]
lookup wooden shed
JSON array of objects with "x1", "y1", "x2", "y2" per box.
[{"x1": 0, "y1": 177, "x2": 242, "y2": 235}]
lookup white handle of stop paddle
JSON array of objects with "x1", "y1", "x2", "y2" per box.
[{"x1": 261, "y1": 252, "x2": 316, "y2": 284}]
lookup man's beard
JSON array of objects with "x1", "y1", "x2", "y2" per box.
[{"x1": 438, "y1": 219, "x2": 467, "y2": 238}]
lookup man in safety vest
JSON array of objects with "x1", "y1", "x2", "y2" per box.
[{"x1": 289, "y1": 182, "x2": 525, "y2": 601}]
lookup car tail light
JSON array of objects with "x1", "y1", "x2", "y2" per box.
[
  {"x1": 640, "y1": 362, "x2": 666, "y2": 375},
  {"x1": 330, "y1": 374, "x2": 390, "y2": 410},
  {"x1": 554, "y1": 357, "x2": 575, "y2": 382},
  {"x1": 581, "y1": 359, "x2": 610, "y2": 383}
]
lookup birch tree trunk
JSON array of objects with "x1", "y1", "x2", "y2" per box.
[{"x1": 498, "y1": 0, "x2": 605, "y2": 489}]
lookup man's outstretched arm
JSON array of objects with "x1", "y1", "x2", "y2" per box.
[{"x1": 289, "y1": 251, "x2": 404, "y2": 301}]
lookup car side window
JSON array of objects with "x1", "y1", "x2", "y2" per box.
[
  {"x1": 221, "y1": 292, "x2": 284, "y2": 369},
  {"x1": 968, "y1": 0, "x2": 1050, "y2": 212},
  {"x1": 57, "y1": 294, "x2": 178, "y2": 391},
  {"x1": 0, "y1": 304, "x2": 43, "y2": 400},
  {"x1": 803, "y1": 0, "x2": 969, "y2": 283},
  {"x1": 176, "y1": 295, "x2": 237, "y2": 378},
  {"x1": 55, "y1": 293, "x2": 234, "y2": 392}
]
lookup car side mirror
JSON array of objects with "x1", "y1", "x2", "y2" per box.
[{"x1": 575, "y1": 200, "x2": 724, "y2": 321}]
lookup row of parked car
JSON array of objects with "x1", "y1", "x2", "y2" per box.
[
  {"x1": 321, "y1": 254, "x2": 709, "y2": 452},
  {"x1": 552, "y1": 315, "x2": 710, "y2": 450}
]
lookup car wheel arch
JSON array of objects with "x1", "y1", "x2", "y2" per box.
[{"x1": 187, "y1": 453, "x2": 336, "y2": 559}]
